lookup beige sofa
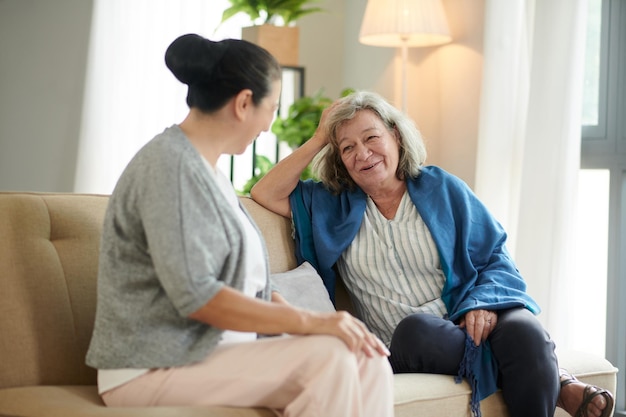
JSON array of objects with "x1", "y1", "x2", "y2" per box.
[{"x1": 0, "y1": 192, "x2": 618, "y2": 417}]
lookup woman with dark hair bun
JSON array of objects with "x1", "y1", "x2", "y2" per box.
[{"x1": 85, "y1": 34, "x2": 394, "y2": 417}]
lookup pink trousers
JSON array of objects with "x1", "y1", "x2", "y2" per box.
[{"x1": 102, "y1": 334, "x2": 394, "y2": 417}]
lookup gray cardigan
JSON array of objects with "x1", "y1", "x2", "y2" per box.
[{"x1": 86, "y1": 125, "x2": 272, "y2": 369}]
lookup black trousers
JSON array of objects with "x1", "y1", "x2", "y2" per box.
[{"x1": 388, "y1": 308, "x2": 560, "y2": 417}]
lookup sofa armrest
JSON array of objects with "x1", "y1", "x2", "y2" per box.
[{"x1": 239, "y1": 197, "x2": 298, "y2": 274}]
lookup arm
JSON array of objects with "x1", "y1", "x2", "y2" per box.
[
  {"x1": 189, "y1": 286, "x2": 389, "y2": 357},
  {"x1": 251, "y1": 106, "x2": 333, "y2": 218}
]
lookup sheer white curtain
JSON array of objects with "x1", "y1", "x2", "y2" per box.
[
  {"x1": 475, "y1": 0, "x2": 588, "y2": 350},
  {"x1": 74, "y1": 0, "x2": 247, "y2": 194}
]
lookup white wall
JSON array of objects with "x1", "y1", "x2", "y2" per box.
[
  {"x1": 298, "y1": 0, "x2": 349, "y2": 99},
  {"x1": 0, "y1": 0, "x2": 484, "y2": 192},
  {"x1": 0, "y1": 0, "x2": 93, "y2": 192},
  {"x1": 437, "y1": 0, "x2": 485, "y2": 188}
]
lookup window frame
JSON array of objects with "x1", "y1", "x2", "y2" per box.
[
  {"x1": 581, "y1": 0, "x2": 626, "y2": 415},
  {"x1": 581, "y1": 0, "x2": 610, "y2": 140}
]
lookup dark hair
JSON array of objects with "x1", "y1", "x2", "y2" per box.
[{"x1": 165, "y1": 34, "x2": 281, "y2": 112}]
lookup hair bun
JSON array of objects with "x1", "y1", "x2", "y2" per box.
[{"x1": 165, "y1": 33, "x2": 226, "y2": 85}]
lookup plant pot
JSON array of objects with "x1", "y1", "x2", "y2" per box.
[{"x1": 242, "y1": 25, "x2": 299, "y2": 66}]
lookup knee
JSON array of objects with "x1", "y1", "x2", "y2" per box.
[
  {"x1": 362, "y1": 354, "x2": 394, "y2": 394},
  {"x1": 493, "y1": 309, "x2": 555, "y2": 355},
  {"x1": 392, "y1": 313, "x2": 456, "y2": 348},
  {"x1": 304, "y1": 336, "x2": 392, "y2": 382},
  {"x1": 393, "y1": 314, "x2": 432, "y2": 342},
  {"x1": 389, "y1": 314, "x2": 465, "y2": 374},
  {"x1": 497, "y1": 309, "x2": 549, "y2": 340},
  {"x1": 365, "y1": 351, "x2": 394, "y2": 379},
  {"x1": 302, "y1": 335, "x2": 359, "y2": 373}
]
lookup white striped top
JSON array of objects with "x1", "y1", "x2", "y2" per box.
[{"x1": 336, "y1": 191, "x2": 447, "y2": 346}]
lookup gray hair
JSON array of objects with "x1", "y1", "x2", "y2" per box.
[{"x1": 312, "y1": 91, "x2": 427, "y2": 194}]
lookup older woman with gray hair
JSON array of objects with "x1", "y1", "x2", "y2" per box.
[{"x1": 251, "y1": 90, "x2": 613, "y2": 417}]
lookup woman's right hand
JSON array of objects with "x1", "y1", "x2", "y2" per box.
[
  {"x1": 303, "y1": 310, "x2": 390, "y2": 358},
  {"x1": 309, "y1": 103, "x2": 335, "y2": 146}
]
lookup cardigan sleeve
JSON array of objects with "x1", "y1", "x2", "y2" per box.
[{"x1": 124, "y1": 138, "x2": 240, "y2": 317}]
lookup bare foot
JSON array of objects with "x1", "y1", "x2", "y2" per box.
[{"x1": 557, "y1": 371, "x2": 613, "y2": 417}]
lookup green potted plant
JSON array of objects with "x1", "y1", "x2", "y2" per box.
[
  {"x1": 221, "y1": 0, "x2": 324, "y2": 26},
  {"x1": 220, "y1": 0, "x2": 324, "y2": 66},
  {"x1": 271, "y1": 89, "x2": 331, "y2": 149},
  {"x1": 238, "y1": 88, "x2": 354, "y2": 195}
]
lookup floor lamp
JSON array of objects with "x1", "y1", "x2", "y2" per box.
[{"x1": 359, "y1": 0, "x2": 452, "y2": 113}]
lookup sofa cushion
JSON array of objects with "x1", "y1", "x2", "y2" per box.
[
  {"x1": 0, "y1": 386, "x2": 274, "y2": 417},
  {"x1": 1, "y1": 352, "x2": 617, "y2": 417},
  {"x1": 391, "y1": 350, "x2": 618, "y2": 417},
  {"x1": 271, "y1": 262, "x2": 335, "y2": 312}
]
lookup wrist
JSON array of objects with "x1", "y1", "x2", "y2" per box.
[{"x1": 308, "y1": 132, "x2": 328, "y2": 149}]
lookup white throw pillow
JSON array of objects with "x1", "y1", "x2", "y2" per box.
[{"x1": 270, "y1": 262, "x2": 335, "y2": 312}]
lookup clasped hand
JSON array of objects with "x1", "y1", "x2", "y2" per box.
[
  {"x1": 315, "y1": 311, "x2": 390, "y2": 358},
  {"x1": 459, "y1": 309, "x2": 498, "y2": 346}
]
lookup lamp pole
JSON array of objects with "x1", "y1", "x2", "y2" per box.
[
  {"x1": 400, "y1": 38, "x2": 409, "y2": 113},
  {"x1": 359, "y1": 0, "x2": 452, "y2": 114}
]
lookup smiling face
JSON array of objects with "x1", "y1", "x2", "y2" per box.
[{"x1": 336, "y1": 109, "x2": 402, "y2": 194}]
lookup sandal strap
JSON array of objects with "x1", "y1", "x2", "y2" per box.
[
  {"x1": 575, "y1": 385, "x2": 615, "y2": 417},
  {"x1": 559, "y1": 369, "x2": 578, "y2": 388}
]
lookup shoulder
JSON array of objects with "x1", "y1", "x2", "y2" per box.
[
  {"x1": 293, "y1": 179, "x2": 333, "y2": 207},
  {"x1": 110, "y1": 125, "x2": 210, "y2": 208},
  {"x1": 131, "y1": 126, "x2": 206, "y2": 182},
  {"x1": 295, "y1": 179, "x2": 365, "y2": 207},
  {"x1": 410, "y1": 166, "x2": 471, "y2": 194},
  {"x1": 141, "y1": 125, "x2": 193, "y2": 164}
]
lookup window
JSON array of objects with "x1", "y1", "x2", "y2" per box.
[
  {"x1": 581, "y1": 0, "x2": 604, "y2": 128},
  {"x1": 580, "y1": 0, "x2": 626, "y2": 414},
  {"x1": 572, "y1": 169, "x2": 609, "y2": 355}
]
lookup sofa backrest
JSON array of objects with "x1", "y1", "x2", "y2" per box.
[
  {"x1": 0, "y1": 193, "x2": 108, "y2": 389},
  {"x1": 0, "y1": 193, "x2": 298, "y2": 389}
]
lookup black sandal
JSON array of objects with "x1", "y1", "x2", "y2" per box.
[{"x1": 559, "y1": 369, "x2": 614, "y2": 417}]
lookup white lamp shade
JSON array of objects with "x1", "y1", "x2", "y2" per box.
[{"x1": 359, "y1": 0, "x2": 452, "y2": 47}]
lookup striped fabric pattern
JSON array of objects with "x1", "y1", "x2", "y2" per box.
[{"x1": 336, "y1": 192, "x2": 447, "y2": 346}]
